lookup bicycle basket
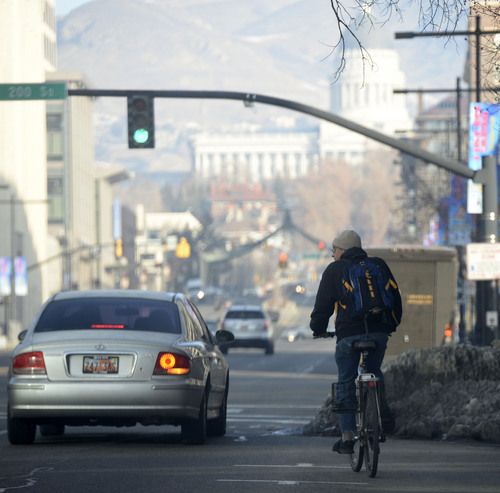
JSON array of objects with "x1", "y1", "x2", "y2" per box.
[{"x1": 331, "y1": 382, "x2": 358, "y2": 413}]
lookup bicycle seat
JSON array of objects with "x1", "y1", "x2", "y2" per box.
[{"x1": 353, "y1": 340, "x2": 377, "y2": 351}]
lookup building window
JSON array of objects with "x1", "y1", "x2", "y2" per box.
[
  {"x1": 147, "y1": 229, "x2": 161, "y2": 240},
  {"x1": 47, "y1": 114, "x2": 62, "y2": 131},
  {"x1": 47, "y1": 113, "x2": 63, "y2": 160},
  {"x1": 47, "y1": 176, "x2": 64, "y2": 224},
  {"x1": 44, "y1": 35, "x2": 57, "y2": 67},
  {"x1": 47, "y1": 132, "x2": 63, "y2": 160}
]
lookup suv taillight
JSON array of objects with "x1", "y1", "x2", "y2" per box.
[
  {"x1": 12, "y1": 351, "x2": 47, "y2": 375},
  {"x1": 153, "y1": 352, "x2": 191, "y2": 375}
]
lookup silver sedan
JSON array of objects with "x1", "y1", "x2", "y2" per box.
[{"x1": 7, "y1": 290, "x2": 234, "y2": 445}]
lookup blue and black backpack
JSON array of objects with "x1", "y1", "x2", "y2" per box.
[{"x1": 341, "y1": 258, "x2": 400, "y2": 331}]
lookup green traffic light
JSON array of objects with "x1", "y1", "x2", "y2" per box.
[{"x1": 133, "y1": 128, "x2": 149, "y2": 144}]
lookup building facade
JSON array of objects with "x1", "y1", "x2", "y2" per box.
[
  {"x1": 0, "y1": 0, "x2": 56, "y2": 334},
  {"x1": 467, "y1": 1, "x2": 500, "y2": 104},
  {"x1": 45, "y1": 71, "x2": 97, "y2": 291}
]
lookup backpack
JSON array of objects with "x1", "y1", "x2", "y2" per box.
[{"x1": 341, "y1": 258, "x2": 399, "y2": 331}]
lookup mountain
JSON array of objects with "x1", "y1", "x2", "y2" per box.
[{"x1": 56, "y1": 0, "x2": 467, "y2": 178}]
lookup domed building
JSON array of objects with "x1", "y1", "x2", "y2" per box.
[{"x1": 319, "y1": 19, "x2": 413, "y2": 164}]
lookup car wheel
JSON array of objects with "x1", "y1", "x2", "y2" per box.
[
  {"x1": 7, "y1": 409, "x2": 36, "y2": 445},
  {"x1": 182, "y1": 392, "x2": 208, "y2": 445},
  {"x1": 265, "y1": 342, "x2": 274, "y2": 355},
  {"x1": 39, "y1": 423, "x2": 65, "y2": 437},
  {"x1": 208, "y1": 381, "x2": 228, "y2": 437}
]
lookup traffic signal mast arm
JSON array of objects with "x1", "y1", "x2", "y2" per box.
[{"x1": 68, "y1": 88, "x2": 477, "y2": 182}]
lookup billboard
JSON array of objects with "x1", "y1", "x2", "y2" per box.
[
  {"x1": 467, "y1": 103, "x2": 499, "y2": 214},
  {"x1": 0, "y1": 256, "x2": 28, "y2": 296}
]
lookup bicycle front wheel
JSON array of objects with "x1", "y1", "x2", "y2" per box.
[
  {"x1": 349, "y1": 436, "x2": 364, "y2": 472},
  {"x1": 364, "y1": 385, "x2": 380, "y2": 478},
  {"x1": 349, "y1": 385, "x2": 363, "y2": 472}
]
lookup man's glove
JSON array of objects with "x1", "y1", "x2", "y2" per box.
[{"x1": 313, "y1": 331, "x2": 329, "y2": 339}]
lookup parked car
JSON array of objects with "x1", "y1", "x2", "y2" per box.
[
  {"x1": 218, "y1": 304, "x2": 275, "y2": 354},
  {"x1": 7, "y1": 290, "x2": 234, "y2": 445}
]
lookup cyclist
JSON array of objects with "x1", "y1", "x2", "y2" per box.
[{"x1": 310, "y1": 230, "x2": 402, "y2": 454}]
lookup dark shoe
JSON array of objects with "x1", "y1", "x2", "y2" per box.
[{"x1": 332, "y1": 438, "x2": 354, "y2": 454}]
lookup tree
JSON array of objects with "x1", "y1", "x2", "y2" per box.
[
  {"x1": 286, "y1": 148, "x2": 401, "y2": 246},
  {"x1": 328, "y1": 0, "x2": 498, "y2": 81}
]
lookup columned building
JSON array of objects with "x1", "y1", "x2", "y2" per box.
[{"x1": 191, "y1": 131, "x2": 319, "y2": 183}]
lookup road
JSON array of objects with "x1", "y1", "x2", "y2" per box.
[{"x1": 0, "y1": 317, "x2": 499, "y2": 492}]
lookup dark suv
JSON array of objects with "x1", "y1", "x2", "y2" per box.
[{"x1": 218, "y1": 304, "x2": 275, "y2": 354}]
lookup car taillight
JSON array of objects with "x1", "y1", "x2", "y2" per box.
[
  {"x1": 12, "y1": 351, "x2": 47, "y2": 375},
  {"x1": 153, "y1": 352, "x2": 191, "y2": 375}
]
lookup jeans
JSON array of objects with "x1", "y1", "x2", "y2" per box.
[{"x1": 334, "y1": 332, "x2": 389, "y2": 433}]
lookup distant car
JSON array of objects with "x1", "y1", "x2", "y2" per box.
[
  {"x1": 7, "y1": 290, "x2": 234, "y2": 445},
  {"x1": 218, "y1": 304, "x2": 275, "y2": 354},
  {"x1": 283, "y1": 325, "x2": 311, "y2": 342}
]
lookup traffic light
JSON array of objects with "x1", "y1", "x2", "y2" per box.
[
  {"x1": 176, "y1": 237, "x2": 191, "y2": 258},
  {"x1": 318, "y1": 241, "x2": 326, "y2": 250},
  {"x1": 114, "y1": 238, "x2": 123, "y2": 259},
  {"x1": 279, "y1": 252, "x2": 288, "y2": 269},
  {"x1": 127, "y1": 95, "x2": 155, "y2": 148}
]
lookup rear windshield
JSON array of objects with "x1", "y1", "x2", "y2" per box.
[
  {"x1": 34, "y1": 298, "x2": 181, "y2": 334},
  {"x1": 225, "y1": 310, "x2": 265, "y2": 320}
]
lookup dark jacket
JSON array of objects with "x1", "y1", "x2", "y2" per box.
[{"x1": 310, "y1": 247, "x2": 402, "y2": 342}]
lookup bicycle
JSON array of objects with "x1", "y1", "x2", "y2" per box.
[{"x1": 330, "y1": 335, "x2": 384, "y2": 478}]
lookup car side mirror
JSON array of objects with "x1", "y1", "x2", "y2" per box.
[{"x1": 215, "y1": 329, "x2": 234, "y2": 346}]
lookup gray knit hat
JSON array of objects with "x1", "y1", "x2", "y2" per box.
[{"x1": 332, "y1": 230, "x2": 362, "y2": 250}]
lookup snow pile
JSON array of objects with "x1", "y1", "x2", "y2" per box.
[{"x1": 303, "y1": 343, "x2": 500, "y2": 444}]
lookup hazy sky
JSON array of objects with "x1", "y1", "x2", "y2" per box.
[{"x1": 56, "y1": 0, "x2": 90, "y2": 16}]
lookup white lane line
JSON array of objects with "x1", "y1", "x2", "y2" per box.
[
  {"x1": 234, "y1": 463, "x2": 352, "y2": 470},
  {"x1": 217, "y1": 479, "x2": 368, "y2": 485},
  {"x1": 219, "y1": 463, "x2": 367, "y2": 486}
]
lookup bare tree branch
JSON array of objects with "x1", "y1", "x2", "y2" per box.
[{"x1": 327, "y1": 0, "x2": 496, "y2": 80}]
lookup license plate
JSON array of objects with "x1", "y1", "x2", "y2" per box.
[{"x1": 83, "y1": 356, "x2": 119, "y2": 374}]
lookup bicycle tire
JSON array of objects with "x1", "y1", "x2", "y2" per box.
[
  {"x1": 364, "y1": 385, "x2": 380, "y2": 478},
  {"x1": 349, "y1": 384, "x2": 364, "y2": 472},
  {"x1": 349, "y1": 436, "x2": 364, "y2": 471}
]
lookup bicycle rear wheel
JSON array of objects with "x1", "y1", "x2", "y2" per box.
[{"x1": 364, "y1": 385, "x2": 380, "y2": 478}]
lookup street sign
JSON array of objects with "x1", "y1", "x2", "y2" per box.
[
  {"x1": 466, "y1": 243, "x2": 500, "y2": 280},
  {"x1": 0, "y1": 82, "x2": 67, "y2": 100}
]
